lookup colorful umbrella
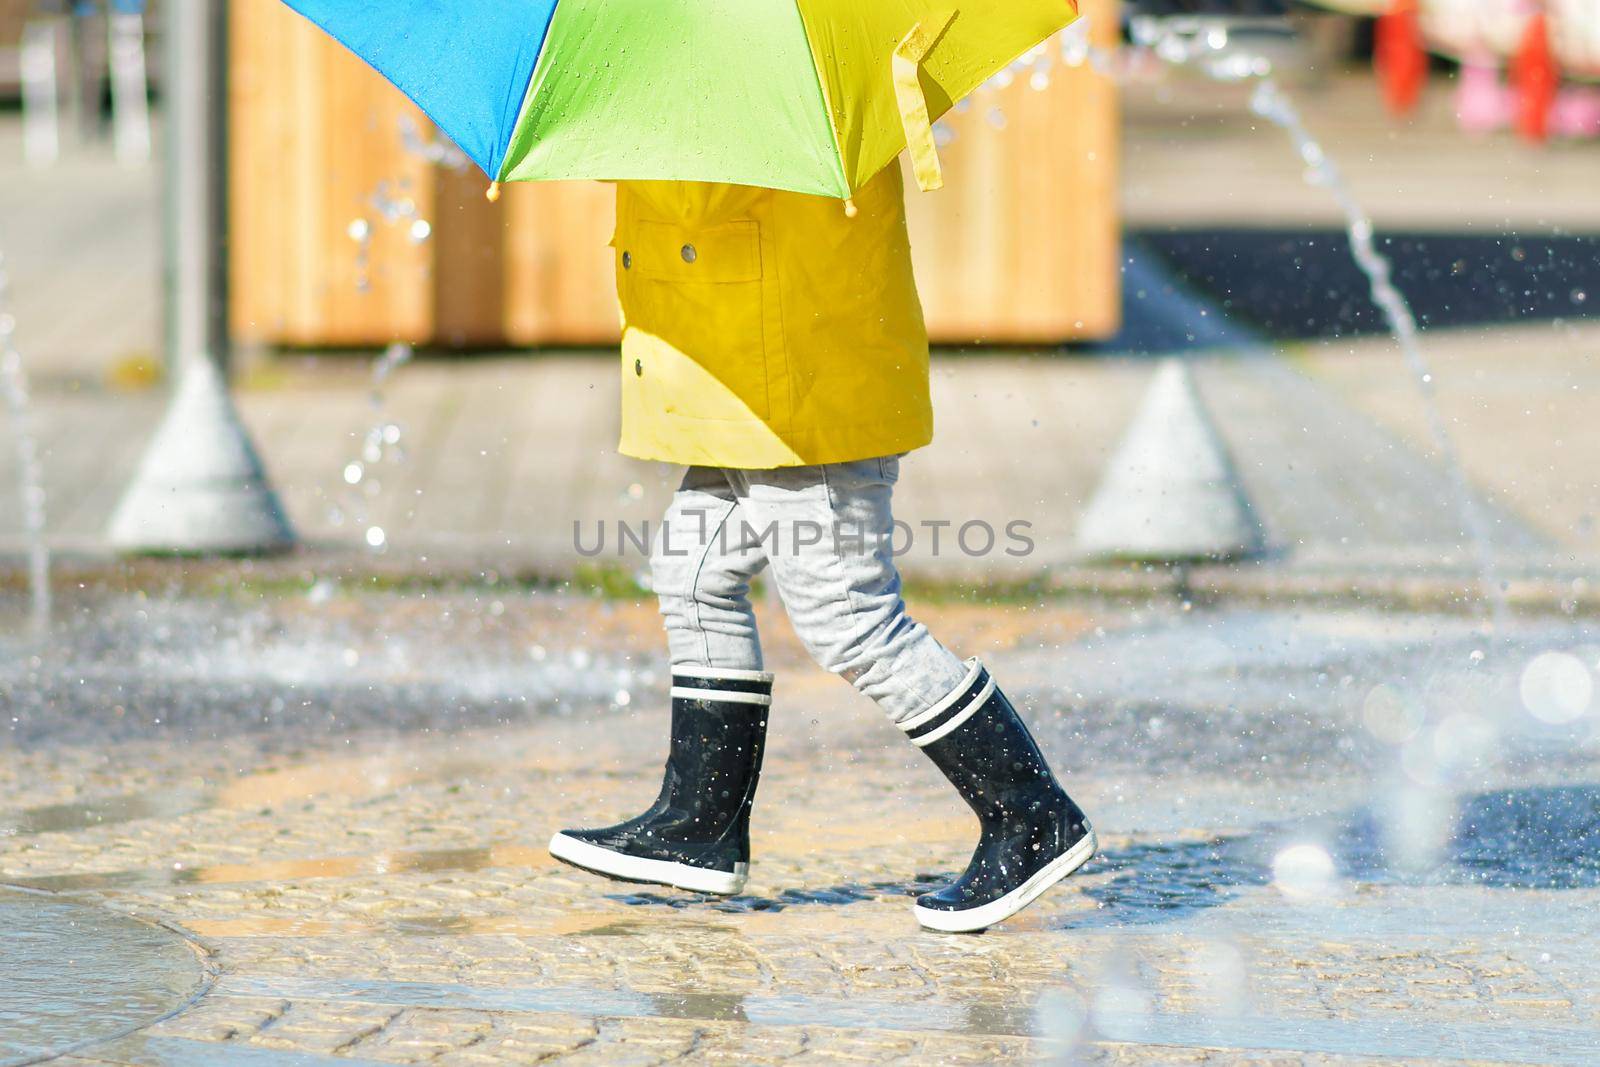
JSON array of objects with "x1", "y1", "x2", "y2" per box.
[{"x1": 281, "y1": 0, "x2": 1078, "y2": 201}]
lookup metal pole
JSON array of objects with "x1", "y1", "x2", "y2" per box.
[
  {"x1": 166, "y1": 0, "x2": 228, "y2": 375},
  {"x1": 108, "y1": 0, "x2": 296, "y2": 554}
]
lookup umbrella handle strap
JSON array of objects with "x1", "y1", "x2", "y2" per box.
[{"x1": 894, "y1": 10, "x2": 958, "y2": 193}]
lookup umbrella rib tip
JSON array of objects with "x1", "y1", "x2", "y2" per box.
[{"x1": 486, "y1": 181, "x2": 503, "y2": 203}]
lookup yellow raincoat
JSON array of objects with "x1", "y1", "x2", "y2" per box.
[{"x1": 613, "y1": 166, "x2": 931, "y2": 469}]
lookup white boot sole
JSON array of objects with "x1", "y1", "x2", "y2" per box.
[
  {"x1": 913, "y1": 828, "x2": 1098, "y2": 933},
  {"x1": 548, "y1": 832, "x2": 748, "y2": 895}
]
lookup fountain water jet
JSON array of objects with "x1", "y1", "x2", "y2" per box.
[
  {"x1": 1091, "y1": 17, "x2": 1514, "y2": 632},
  {"x1": 328, "y1": 341, "x2": 414, "y2": 554},
  {"x1": 1241, "y1": 77, "x2": 1511, "y2": 632},
  {"x1": 0, "y1": 248, "x2": 51, "y2": 634},
  {"x1": 327, "y1": 121, "x2": 459, "y2": 555}
]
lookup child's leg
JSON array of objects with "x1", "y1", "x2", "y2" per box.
[
  {"x1": 726, "y1": 457, "x2": 967, "y2": 720},
  {"x1": 652, "y1": 466, "x2": 770, "y2": 672},
  {"x1": 548, "y1": 466, "x2": 774, "y2": 896},
  {"x1": 730, "y1": 457, "x2": 1095, "y2": 931}
]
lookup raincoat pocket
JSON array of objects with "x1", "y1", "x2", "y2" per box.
[{"x1": 618, "y1": 218, "x2": 770, "y2": 422}]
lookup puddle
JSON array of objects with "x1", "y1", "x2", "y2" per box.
[
  {"x1": 210, "y1": 975, "x2": 1600, "y2": 1062},
  {"x1": 0, "y1": 753, "x2": 505, "y2": 839},
  {"x1": 0, "y1": 889, "x2": 208, "y2": 1065},
  {"x1": 182, "y1": 912, "x2": 741, "y2": 941},
  {"x1": 7, "y1": 844, "x2": 550, "y2": 893},
  {"x1": 607, "y1": 875, "x2": 948, "y2": 915},
  {"x1": 1090, "y1": 1009, "x2": 1600, "y2": 1066},
  {"x1": 0, "y1": 788, "x2": 211, "y2": 837},
  {"x1": 215, "y1": 975, "x2": 1039, "y2": 1039},
  {"x1": 1068, "y1": 784, "x2": 1600, "y2": 931},
  {"x1": 71, "y1": 1034, "x2": 400, "y2": 1067}
]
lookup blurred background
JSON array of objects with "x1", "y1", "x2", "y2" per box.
[{"x1": 0, "y1": 0, "x2": 1596, "y2": 587}]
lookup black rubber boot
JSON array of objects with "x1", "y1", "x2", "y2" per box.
[
  {"x1": 548, "y1": 666, "x2": 771, "y2": 894},
  {"x1": 902, "y1": 661, "x2": 1096, "y2": 932}
]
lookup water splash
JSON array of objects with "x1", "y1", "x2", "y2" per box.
[
  {"x1": 399, "y1": 115, "x2": 472, "y2": 172},
  {"x1": 0, "y1": 248, "x2": 50, "y2": 634},
  {"x1": 327, "y1": 342, "x2": 413, "y2": 554},
  {"x1": 348, "y1": 180, "x2": 434, "y2": 293},
  {"x1": 933, "y1": 21, "x2": 1097, "y2": 146},
  {"x1": 1245, "y1": 78, "x2": 1511, "y2": 633},
  {"x1": 336, "y1": 119, "x2": 442, "y2": 553},
  {"x1": 1080, "y1": 17, "x2": 1512, "y2": 633}
]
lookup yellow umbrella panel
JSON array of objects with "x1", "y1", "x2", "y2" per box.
[
  {"x1": 797, "y1": 1, "x2": 1079, "y2": 193},
  {"x1": 286, "y1": 0, "x2": 1079, "y2": 200}
]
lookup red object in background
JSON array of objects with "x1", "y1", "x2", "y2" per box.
[
  {"x1": 1375, "y1": 0, "x2": 1428, "y2": 114},
  {"x1": 1510, "y1": 11, "x2": 1560, "y2": 141}
]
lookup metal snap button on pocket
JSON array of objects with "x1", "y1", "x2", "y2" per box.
[{"x1": 680, "y1": 244, "x2": 697, "y2": 264}]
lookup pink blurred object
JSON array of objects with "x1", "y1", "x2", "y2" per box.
[
  {"x1": 1551, "y1": 86, "x2": 1600, "y2": 136},
  {"x1": 1449, "y1": 54, "x2": 1600, "y2": 139},
  {"x1": 1455, "y1": 54, "x2": 1512, "y2": 132}
]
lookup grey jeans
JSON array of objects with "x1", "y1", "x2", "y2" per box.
[{"x1": 651, "y1": 457, "x2": 970, "y2": 724}]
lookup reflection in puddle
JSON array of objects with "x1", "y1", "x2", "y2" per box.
[
  {"x1": 210, "y1": 975, "x2": 1600, "y2": 1062},
  {"x1": 184, "y1": 912, "x2": 740, "y2": 941},
  {"x1": 0, "y1": 788, "x2": 210, "y2": 837},
  {"x1": 1070, "y1": 785, "x2": 1600, "y2": 931},
  {"x1": 1070, "y1": 835, "x2": 1262, "y2": 929},
  {"x1": 609, "y1": 876, "x2": 950, "y2": 915},
  {"x1": 216, "y1": 975, "x2": 1038, "y2": 1039},
  {"x1": 0, "y1": 753, "x2": 504, "y2": 839}
]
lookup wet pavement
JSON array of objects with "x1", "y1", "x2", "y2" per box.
[
  {"x1": 3, "y1": 590, "x2": 1600, "y2": 1063},
  {"x1": 0, "y1": 888, "x2": 207, "y2": 1065}
]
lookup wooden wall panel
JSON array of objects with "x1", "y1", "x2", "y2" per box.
[
  {"x1": 906, "y1": 1, "x2": 1122, "y2": 343},
  {"x1": 501, "y1": 179, "x2": 618, "y2": 346},
  {"x1": 229, "y1": 0, "x2": 1118, "y2": 349}
]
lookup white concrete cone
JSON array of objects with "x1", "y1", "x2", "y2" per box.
[
  {"x1": 1076, "y1": 358, "x2": 1261, "y2": 562},
  {"x1": 108, "y1": 360, "x2": 295, "y2": 554}
]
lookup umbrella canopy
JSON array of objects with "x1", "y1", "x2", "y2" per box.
[{"x1": 282, "y1": 0, "x2": 1078, "y2": 199}]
